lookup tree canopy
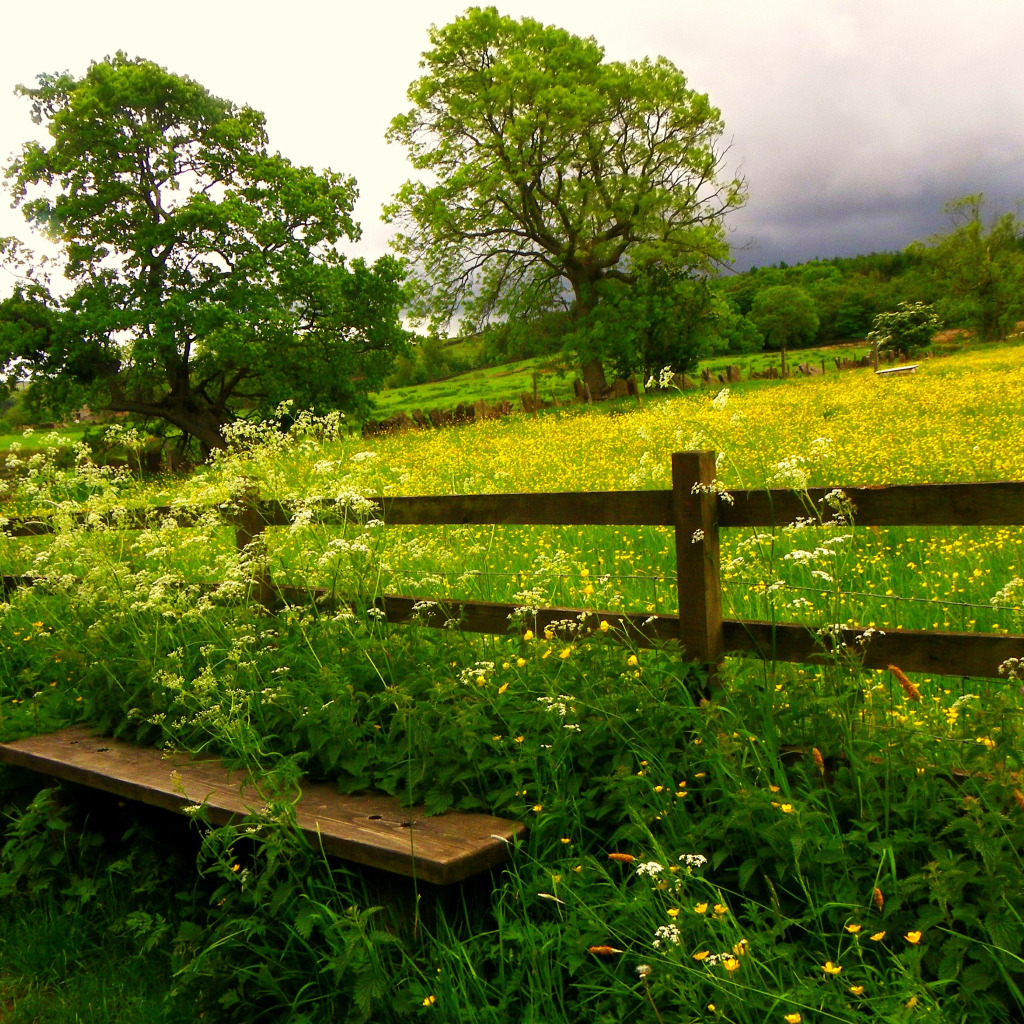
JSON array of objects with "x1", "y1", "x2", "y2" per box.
[
  {"x1": 748, "y1": 284, "x2": 819, "y2": 376},
  {"x1": 385, "y1": 6, "x2": 744, "y2": 392},
  {"x1": 0, "y1": 53, "x2": 407, "y2": 454},
  {"x1": 914, "y1": 194, "x2": 1024, "y2": 342}
]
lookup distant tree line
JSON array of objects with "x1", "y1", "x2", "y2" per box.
[{"x1": 720, "y1": 194, "x2": 1024, "y2": 351}]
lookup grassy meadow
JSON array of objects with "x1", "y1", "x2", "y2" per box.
[
  {"x1": 367, "y1": 340, "x2": 891, "y2": 419},
  {"x1": 1, "y1": 340, "x2": 1023, "y2": 1022}
]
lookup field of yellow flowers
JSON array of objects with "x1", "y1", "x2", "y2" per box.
[{"x1": 231, "y1": 339, "x2": 1024, "y2": 639}]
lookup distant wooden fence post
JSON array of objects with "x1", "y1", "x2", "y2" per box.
[
  {"x1": 672, "y1": 451, "x2": 724, "y2": 689},
  {"x1": 234, "y1": 486, "x2": 274, "y2": 610}
]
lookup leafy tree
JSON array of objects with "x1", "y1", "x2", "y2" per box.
[
  {"x1": 748, "y1": 285, "x2": 818, "y2": 377},
  {"x1": 573, "y1": 262, "x2": 720, "y2": 383},
  {"x1": 833, "y1": 288, "x2": 876, "y2": 339},
  {"x1": 0, "y1": 54, "x2": 407, "y2": 455},
  {"x1": 913, "y1": 194, "x2": 1024, "y2": 342},
  {"x1": 714, "y1": 304, "x2": 764, "y2": 354},
  {"x1": 867, "y1": 301, "x2": 941, "y2": 357},
  {"x1": 385, "y1": 6, "x2": 744, "y2": 395}
]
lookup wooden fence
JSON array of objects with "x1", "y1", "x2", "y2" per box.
[{"x1": 3, "y1": 451, "x2": 1024, "y2": 680}]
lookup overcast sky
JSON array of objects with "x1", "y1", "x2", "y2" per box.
[{"x1": 2, "y1": 0, "x2": 1022, "y2": 293}]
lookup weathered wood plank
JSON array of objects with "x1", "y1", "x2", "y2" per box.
[
  {"x1": 722, "y1": 620, "x2": 1024, "y2": 678},
  {"x1": 719, "y1": 481, "x2": 1024, "y2": 528},
  {"x1": 7, "y1": 478, "x2": 1023, "y2": 535},
  {"x1": 0, "y1": 726, "x2": 525, "y2": 885},
  {"x1": 291, "y1": 491, "x2": 676, "y2": 527},
  {"x1": 277, "y1": 589, "x2": 1024, "y2": 679},
  {"x1": 672, "y1": 451, "x2": 723, "y2": 667}
]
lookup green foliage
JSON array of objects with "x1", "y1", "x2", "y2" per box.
[
  {"x1": 0, "y1": 53, "x2": 407, "y2": 456},
  {"x1": 713, "y1": 303, "x2": 764, "y2": 354},
  {"x1": 572, "y1": 263, "x2": 723, "y2": 380},
  {"x1": 868, "y1": 301, "x2": 941, "y2": 356},
  {"x1": 748, "y1": 285, "x2": 819, "y2": 375},
  {"x1": 386, "y1": 336, "x2": 472, "y2": 388},
  {"x1": 915, "y1": 194, "x2": 1024, "y2": 342},
  {"x1": 482, "y1": 311, "x2": 574, "y2": 365},
  {"x1": 385, "y1": 6, "x2": 743, "y2": 386}
]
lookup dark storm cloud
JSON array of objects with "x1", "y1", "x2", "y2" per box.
[{"x1": 649, "y1": 0, "x2": 1024, "y2": 269}]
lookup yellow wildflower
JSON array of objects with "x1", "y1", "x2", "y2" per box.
[
  {"x1": 822, "y1": 961, "x2": 843, "y2": 975},
  {"x1": 904, "y1": 930, "x2": 922, "y2": 944}
]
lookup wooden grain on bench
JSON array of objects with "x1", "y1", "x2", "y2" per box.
[{"x1": 0, "y1": 726, "x2": 525, "y2": 885}]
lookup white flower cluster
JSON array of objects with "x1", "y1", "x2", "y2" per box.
[
  {"x1": 678, "y1": 853, "x2": 707, "y2": 868},
  {"x1": 652, "y1": 924, "x2": 680, "y2": 948},
  {"x1": 645, "y1": 365, "x2": 677, "y2": 390},
  {"x1": 537, "y1": 695, "x2": 576, "y2": 717},
  {"x1": 690, "y1": 479, "x2": 735, "y2": 505},
  {"x1": 999, "y1": 658, "x2": 1023, "y2": 682},
  {"x1": 459, "y1": 661, "x2": 496, "y2": 686},
  {"x1": 855, "y1": 626, "x2": 886, "y2": 647},
  {"x1": 634, "y1": 861, "x2": 664, "y2": 877},
  {"x1": 951, "y1": 692, "x2": 980, "y2": 709},
  {"x1": 992, "y1": 577, "x2": 1023, "y2": 608}
]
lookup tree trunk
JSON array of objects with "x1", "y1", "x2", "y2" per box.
[
  {"x1": 581, "y1": 357, "x2": 608, "y2": 397},
  {"x1": 104, "y1": 388, "x2": 228, "y2": 460},
  {"x1": 569, "y1": 271, "x2": 610, "y2": 398}
]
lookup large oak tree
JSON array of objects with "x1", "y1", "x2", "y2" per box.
[
  {"x1": 0, "y1": 54, "x2": 407, "y2": 455},
  {"x1": 385, "y1": 6, "x2": 744, "y2": 394}
]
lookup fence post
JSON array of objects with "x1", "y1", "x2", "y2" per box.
[
  {"x1": 672, "y1": 451, "x2": 724, "y2": 690},
  {"x1": 234, "y1": 485, "x2": 274, "y2": 610}
]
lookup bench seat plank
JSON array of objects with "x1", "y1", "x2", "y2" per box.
[{"x1": 0, "y1": 726, "x2": 525, "y2": 885}]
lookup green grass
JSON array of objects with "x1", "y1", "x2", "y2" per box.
[
  {"x1": 0, "y1": 426, "x2": 86, "y2": 452},
  {"x1": 370, "y1": 354, "x2": 578, "y2": 418},
  {"x1": 366, "y1": 339, "x2": 900, "y2": 421}
]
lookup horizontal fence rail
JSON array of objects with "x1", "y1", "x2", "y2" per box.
[{"x1": 2, "y1": 452, "x2": 1023, "y2": 679}]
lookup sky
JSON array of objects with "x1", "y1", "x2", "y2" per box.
[{"x1": 1, "y1": 0, "x2": 1022, "y2": 294}]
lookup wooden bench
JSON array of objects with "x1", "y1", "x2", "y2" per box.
[
  {"x1": 875, "y1": 363, "x2": 919, "y2": 376},
  {"x1": 0, "y1": 725, "x2": 525, "y2": 885}
]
